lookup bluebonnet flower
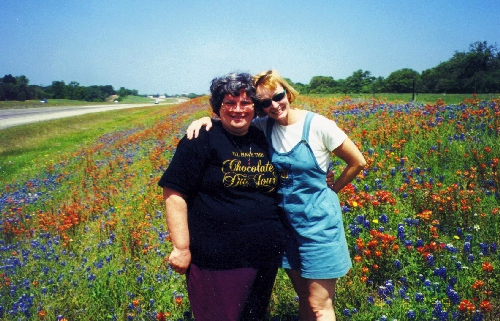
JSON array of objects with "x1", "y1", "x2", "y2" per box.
[
  {"x1": 348, "y1": 224, "x2": 361, "y2": 237},
  {"x1": 438, "y1": 311, "x2": 449, "y2": 320},
  {"x1": 472, "y1": 311, "x2": 484, "y2": 321},
  {"x1": 432, "y1": 301, "x2": 443, "y2": 318},
  {"x1": 426, "y1": 253, "x2": 435, "y2": 266},
  {"x1": 407, "y1": 310, "x2": 416, "y2": 319},
  {"x1": 415, "y1": 292, "x2": 424, "y2": 302},
  {"x1": 446, "y1": 286, "x2": 460, "y2": 305},
  {"x1": 94, "y1": 259, "x2": 103, "y2": 269},
  {"x1": 397, "y1": 224, "x2": 405, "y2": 241},
  {"x1": 378, "y1": 286, "x2": 388, "y2": 299},
  {"x1": 399, "y1": 287, "x2": 409, "y2": 299},
  {"x1": 479, "y1": 243, "x2": 488, "y2": 255},
  {"x1": 444, "y1": 243, "x2": 458, "y2": 253},
  {"x1": 433, "y1": 266, "x2": 447, "y2": 279}
]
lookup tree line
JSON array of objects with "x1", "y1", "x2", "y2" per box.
[
  {"x1": 288, "y1": 41, "x2": 500, "y2": 95},
  {"x1": 0, "y1": 76, "x2": 139, "y2": 102},
  {"x1": 2, "y1": 41, "x2": 499, "y2": 102}
]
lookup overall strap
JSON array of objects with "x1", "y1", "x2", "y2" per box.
[{"x1": 301, "y1": 112, "x2": 315, "y2": 142}]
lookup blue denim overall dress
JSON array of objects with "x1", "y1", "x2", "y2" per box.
[{"x1": 266, "y1": 112, "x2": 352, "y2": 279}]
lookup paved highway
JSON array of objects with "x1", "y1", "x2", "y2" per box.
[{"x1": 0, "y1": 99, "x2": 186, "y2": 130}]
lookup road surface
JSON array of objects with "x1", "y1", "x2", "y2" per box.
[{"x1": 0, "y1": 99, "x2": 187, "y2": 130}]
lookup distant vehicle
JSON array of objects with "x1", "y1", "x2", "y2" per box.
[
  {"x1": 40, "y1": 98, "x2": 47, "y2": 103},
  {"x1": 154, "y1": 100, "x2": 159, "y2": 104}
]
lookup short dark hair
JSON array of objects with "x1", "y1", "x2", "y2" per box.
[{"x1": 209, "y1": 73, "x2": 257, "y2": 116}]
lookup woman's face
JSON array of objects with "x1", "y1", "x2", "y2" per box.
[
  {"x1": 219, "y1": 89, "x2": 255, "y2": 136},
  {"x1": 256, "y1": 84, "x2": 290, "y2": 123}
]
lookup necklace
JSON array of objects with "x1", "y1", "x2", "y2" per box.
[{"x1": 228, "y1": 135, "x2": 252, "y2": 165}]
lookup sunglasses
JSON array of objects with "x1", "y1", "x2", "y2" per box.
[{"x1": 258, "y1": 89, "x2": 287, "y2": 109}]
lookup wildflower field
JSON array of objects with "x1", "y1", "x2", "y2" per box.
[{"x1": 1, "y1": 95, "x2": 499, "y2": 320}]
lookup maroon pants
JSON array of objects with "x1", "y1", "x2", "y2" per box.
[{"x1": 186, "y1": 263, "x2": 278, "y2": 321}]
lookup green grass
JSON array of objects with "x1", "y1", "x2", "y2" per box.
[
  {"x1": 306, "y1": 93, "x2": 500, "y2": 104},
  {"x1": 0, "y1": 104, "x2": 178, "y2": 186},
  {"x1": 0, "y1": 99, "x2": 110, "y2": 109}
]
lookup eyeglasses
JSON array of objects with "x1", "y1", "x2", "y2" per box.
[
  {"x1": 258, "y1": 89, "x2": 287, "y2": 109},
  {"x1": 221, "y1": 100, "x2": 254, "y2": 112}
]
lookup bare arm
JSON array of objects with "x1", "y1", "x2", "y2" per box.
[
  {"x1": 331, "y1": 138, "x2": 366, "y2": 193},
  {"x1": 163, "y1": 187, "x2": 191, "y2": 274},
  {"x1": 186, "y1": 117, "x2": 213, "y2": 139}
]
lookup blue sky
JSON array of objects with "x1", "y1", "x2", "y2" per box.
[{"x1": 1, "y1": 0, "x2": 499, "y2": 95}]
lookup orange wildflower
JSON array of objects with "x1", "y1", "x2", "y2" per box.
[
  {"x1": 480, "y1": 300, "x2": 492, "y2": 312},
  {"x1": 482, "y1": 262, "x2": 493, "y2": 273}
]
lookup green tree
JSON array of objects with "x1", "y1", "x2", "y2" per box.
[
  {"x1": 371, "y1": 76, "x2": 387, "y2": 93},
  {"x1": 344, "y1": 70, "x2": 375, "y2": 93},
  {"x1": 421, "y1": 41, "x2": 500, "y2": 93},
  {"x1": 0, "y1": 74, "x2": 19, "y2": 100},
  {"x1": 385, "y1": 68, "x2": 421, "y2": 93},
  {"x1": 66, "y1": 81, "x2": 80, "y2": 100},
  {"x1": 309, "y1": 76, "x2": 336, "y2": 94},
  {"x1": 50, "y1": 80, "x2": 67, "y2": 99},
  {"x1": 286, "y1": 78, "x2": 309, "y2": 94}
]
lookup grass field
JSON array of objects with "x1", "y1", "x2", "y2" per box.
[{"x1": 0, "y1": 93, "x2": 499, "y2": 320}]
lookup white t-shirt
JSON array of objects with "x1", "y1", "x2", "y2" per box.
[{"x1": 252, "y1": 112, "x2": 347, "y2": 171}]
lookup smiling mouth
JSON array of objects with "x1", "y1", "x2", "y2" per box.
[
  {"x1": 229, "y1": 113, "x2": 248, "y2": 119},
  {"x1": 268, "y1": 105, "x2": 284, "y2": 114}
]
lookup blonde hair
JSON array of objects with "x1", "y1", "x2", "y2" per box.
[{"x1": 253, "y1": 69, "x2": 299, "y2": 103}]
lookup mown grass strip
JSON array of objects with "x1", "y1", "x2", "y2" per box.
[{"x1": 0, "y1": 104, "x2": 183, "y2": 186}]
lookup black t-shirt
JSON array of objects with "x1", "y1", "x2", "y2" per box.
[{"x1": 158, "y1": 121, "x2": 285, "y2": 269}]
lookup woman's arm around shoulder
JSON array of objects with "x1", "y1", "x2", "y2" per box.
[{"x1": 186, "y1": 117, "x2": 213, "y2": 139}]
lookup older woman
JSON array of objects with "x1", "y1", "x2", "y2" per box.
[
  {"x1": 158, "y1": 72, "x2": 285, "y2": 321},
  {"x1": 187, "y1": 70, "x2": 366, "y2": 321}
]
